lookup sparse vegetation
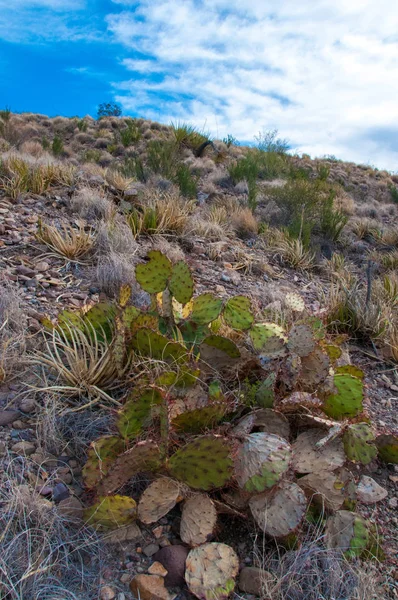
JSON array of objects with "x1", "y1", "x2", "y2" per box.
[{"x1": 97, "y1": 101, "x2": 122, "y2": 119}]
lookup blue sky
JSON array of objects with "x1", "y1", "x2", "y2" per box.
[{"x1": 1, "y1": 0, "x2": 398, "y2": 170}]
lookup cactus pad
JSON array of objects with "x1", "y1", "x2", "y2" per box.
[
  {"x1": 98, "y1": 441, "x2": 162, "y2": 495},
  {"x1": 119, "y1": 283, "x2": 132, "y2": 308},
  {"x1": 135, "y1": 250, "x2": 172, "y2": 294},
  {"x1": 249, "y1": 322, "x2": 286, "y2": 354},
  {"x1": 325, "y1": 510, "x2": 370, "y2": 558},
  {"x1": 84, "y1": 495, "x2": 137, "y2": 530},
  {"x1": 375, "y1": 434, "x2": 398, "y2": 464},
  {"x1": 83, "y1": 435, "x2": 125, "y2": 489},
  {"x1": 285, "y1": 293, "x2": 305, "y2": 312},
  {"x1": 132, "y1": 328, "x2": 187, "y2": 362},
  {"x1": 335, "y1": 365, "x2": 364, "y2": 379},
  {"x1": 292, "y1": 429, "x2": 345, "y2": 474},
  {"x1": 300, "y1": 347, "x2": 330, "y2": 389},
  {"x1": 171, "y1": 404, "x2": 228, "y2": 434},
  {"x1": 200, "y1": 335, "x2": 240, "y2": 358},
  {"x1": 298, "y1": 470, "x2": 347, "y2": 511},
  {"x1": 235, "y1": 432, "x2": 292, "y2": 493},
  {"x1": 117, "y1": 388, "x2": 163, "y2": 440},
  {"x1": 252, "y1": 409, "x2": 290, "y2": 439},
  {"x1": 255, "y1": 373, "x2": 276, "y2": 407},
  {"x1": 185, "y1": 543, "x2": 239, "y2": 600},
  {"x1": 323, "y1": 344, "x2": 342, "y2": 362},
  {"x1": 169, "y1": 260, "x2": 194, "y2": 305},
  {"x1": 287, "y1": 324, "x2": 316, "y2": 357},
  {"x1": 278, "y1": 392, "x2": 323, "y2": 413},
  {"x1": 222, "y1": 296, "x2": 254, "y2": 330},
  {"x1": 180, "y1": 494, "x2": 217, "y2": 547},
  {"x1": 122, "y1": 305, "x2": 141, "y2": 329},
  {"x1": 138, "y1": 478, "x2": 183, "y2": 524},
  {"x1": 323, "y1": 373, "x2": 363, "y2": 419},
  {"x1": 168, "y1": 436, "x2": 233, "y2": 491},
  {"x1": 84, "y1": 302, "x2": 116, "y2": 340},
  {"x1": 191, "y1": 294, "x2": 223, "y2": 325},
  {"x1": 343, "y1": 423, "x2": 377, "y2": 465},
  {"x1": 249, "y1": 481, "x2": 307, "y2": 537}
]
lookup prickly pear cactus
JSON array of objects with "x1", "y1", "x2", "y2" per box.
[
  {"x1": 84, "y1": 495, "x2": 137, "y2": 529},
  {"x1": 200, "y1": 335, "x2": 240, "y2": 358},
  {"x1": 292, "y1": 429, "x2": 345, "y2": 474},
  {"x1": 249, "y1": 322, "x2": 286, "y2": 355},
  {"x1": 251, "y1": 409, "x2": 290, "y2": 439},
  {"x1": 169, "y1": 260, "x2": 195, "y2": 305},
  {"x1": 300, "y1": 347, "x2": 330, "y2": 388},
  {"x1": 335, "y1": 365, "x2": 364, "y2": 379},
  {"x1": 343, "y1": 423, "x2": 377, "y2": 465},
  {"x1": 83, "y1": 435, "x2": 125, "y2": 489},
  {"x1": 117, "y1": 388, "x2": 163, "y2": 440},
  {"x1": 171, "y1": 404, "x2": 228, "y2": 434},
  {"x1": 168, "y1": 436, "x2": 233, "y2": 491},
  {"x1": 190, "y1": 293, "x2": 223, "y2": 325},
  {"x1": 222, "y1": 296, "x2": 254, "y2": 330},
  {"x1": 325, "y1": 510, "x2": 370, "y2": 558},
  {"x1": 287, "y1": 324, "x2": 316, "y2": 357},
  {"x1": 285, "y1": 292, "x2": 305, "y2": 312},
  {"x1": 132, "y1": 328, "x2": 187, "y2": 361},
  {"x1": 235, "y1": 432, "x2": 292, "y2": 493},
  {"x1": 119, "y1": 283, "x2": 132, "y2": 308},
  {"x1": 249, "y1": 481, "x2": 307, "y2": 537},
  {"x1": 298, "y1": 470, "x2": 348, "y2": 511},
  {"x1": 180, "y1": 494, "x2": 218, "y2": 547},
  {"x1": 323, "y1": 373, "x2": 364, "y2": 419},
  {"x1": 135, "y1": 250, "x2": 172, "y2": 294},
  {"x1": 138, "y1": 478, "x2": 183, "y2": 524},
  {"x1": 185, "y1": 543, "x2": 239, "y2": 600},
  {"x1": 254, "y1": 373, "x2": 276, "y2": 407},
  {"x1": 376, "y1": 434, "x2": 398, "y2": 464}
]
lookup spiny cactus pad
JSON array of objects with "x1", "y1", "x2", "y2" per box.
[
  {"x1": 343, "y1": 424, "x2": 377, "y2": 465},
  {"x1": 298, "y1": 470, "x2": 347, "y2": 511},
  {"x1": 122, "y1": 305, "x2": 141, "y2": 328},
  {"x1": 323, "y1": 373, "x2": 363, "y2": 419},
  {"x1": 83, "y1": 435, "x2": 125, "y2": 489},
  {"x1": 335, "y1": 365, "x2": 365, "y2": 379},
  {"x1": 285, "y1": 292, "x2": 305, "y2": 312},
  {"x1": 138, "y1": 478, "x2": 183, "y2": 524},
  {"x1": 117, "y1": 388, "x2": 163, "y2": 440},
  {"x1": 323, "y1": 344, "x2": 342, "y2": 362},
  {"x1": 287, "y1": 324, "x2": 316, "y2": 357},
  {"x1": 300, "y1": 347, "x2": 330, "y2": 389},
  {"x1": 119, "y1": 283, "x2": 132, "y2": 308},
  {"x1": 168, "y1": 436, "x2": 233, "y2": 491},
  {"x1": 251, "y1": 409, "x2": 290, "y2": 439},
  {"x1": 83, "y1": 302, "x2": 116, "y2": 340},
  {"x1": 180, "y1": 494, "x2": 218, "y2": 547},
  {"x1": 84, "y1": 495, "x2": 137, "y2": 530},
  {"x1": 135, "y1": 250, "x2": 172, "y2": 294},
  {"x1": 171, "y1": 404, "x2": 228, "y2": 434},
  {"x1": 98, "y1": 441, "x2": 162, "y2": 495},
  {"x1": 375, "y1": 434, "x2": 398, "y2": 464},
  {"x1": 278, "y1": 392, "x2": 323, "y2": 413},
  {"x1": 169, "y1": 260, "x2": 195, "y2": 305},
  {"x1": 132, "y1": 328, "x2": 187, "y2": 362},
  {"x1": 190, "y1": 294, "x2": 223, "y2": 325},
  {"x1": 235, "y1": 432, "x2": 292, "y2": 493},
  {"x1": 200, "y1": 335, "x2": 240, "y2": 358},
  {"x1": 222, "y1": 296, "x2": 254, "y2": 330},
  {"x1": 249, "y1": 322, "x2": 286, "y2": 353},
  {"x1": 249, "y1": 481, "x2": 307, "y2": 537},
  {"x1": 325, "y1": 510, "x2": 370, "y2": 558},
  {"x1": 292, "y1": 429, "x2": 345, "y2": 474},
  {"x1": 254, "y1": 373, "x2": 276, "y2": 407},
  {"x1": 185, "y1": 543, "x2": 239, "y2": 600}
]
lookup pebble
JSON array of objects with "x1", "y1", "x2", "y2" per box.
[
  {"x1": 11, "y1": 441, "x2": 36, "y2": 455},
  {"x1": 148, "y1": 561, "x2": 168, "y2": 577},
  {"x1": 52, "y1": 482, "x2": 70, "y2": 502},
  {"x1": 0, "y1": 410, "x2": 20, "y2": 426},
  {"x1": 100, "y1": 586, "x2": 116, "y2": 600},
  {"x1": 388, "y1": 497, "x2": 398, "y2": 509},
  {"x1": 143, "y1": 543, "x2": 160, "y2": 557}
]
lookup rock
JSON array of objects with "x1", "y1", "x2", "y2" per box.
[
  {"x1": 52, "y1": 482, "x2": 70, "y2": 502},
  {"x1": 357, "y1": 476, "x2": 388, "y2": 504},
  {"x1": 153, "y1": 545, "x2": 189, "y2": 587},
  {"x1": 0, "y1": 410, "x2": 20, "y2": 426},
  {"x1": 57, "y1": 497, "x2": 83, "y2": 521},
  {"x1": 103, "y1": 523, "x2": 142, "y2": 544},
  {"x1": 0, "y1": 441, "x2": 6, "y2": 457},
  {"x1": 100, "y1": 586, "x2": 116, "y2": 600},
  {"x1": 238, "y1": 566, "x2": 274, "y2": 596},
  {"x1": 152, "y1": 525, "x2": 163, "y2": 539},
  {"x1": 124, "y1": 188, "x2": 138, "y2": 198},
  {"x1": 388, "y1": 497, "x2": 398, "y2": 510},
  {"x1": 148, "y1": 561, "x2": 168, "y2": 577},
  {"x1": 11, "y1": 441, "x2": 36, "y2": 455},
  {"x1": 129, "y1": 575, "x2": 173, "y2": 600},
  {"x1": 120, "y1": 574, "x2": 131, "y2": 584},
  {"x1": 19, "y1": 398, "x2": 36, "y2": 413},
  {"x1": 35, "y1": 261, "x2": 50, "y2": 272},
  {"x1": 143, "y1": 543, "x2": 160, "y2": 557}
]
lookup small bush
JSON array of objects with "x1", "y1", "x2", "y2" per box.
[
  {"x1": 223, "y1": 134, "x2": 239, "y2": 147},
  {"x1": 120, "y1": 156, "x2": 147, "y2": 183},
  {"x1": 175, "y1": 164, "x2": 197, "y2": 198},
  {"x1": 97, "y1": 101, "x2": 122, "y2": 119},
  {"x1": 120, "y1": 118, "x2": 141, "y2": 147},
  {"x1": 255, "y1": 128, "x2": 290, "y2": 154},
  {"x1": 52, "y1": 135, "x2": 64, "y2": 157},
  {"x1": 319, "y1": 191, "x2": 349, "y2": 242},
  {"x1": 388, "y1": 182, "x2": 398, "y2": 203},
  {"x1": 147, "y1": 139, "x2": 178, "y2": 179},
  {"x1": 77, "y1": 118, "x2": 88, "y2": 132},
  {"x1": 171, "y1": 121, "x2": 208, "y2": 152},
  {"x1": 82, "y1": 149, "x2": 102, "y2": 163}
]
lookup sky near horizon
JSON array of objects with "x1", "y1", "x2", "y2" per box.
[{"x1": 1, "y1": 0, "x2": 398, "y2": 170}]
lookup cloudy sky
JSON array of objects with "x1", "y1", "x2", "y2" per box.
[{"x1": 1, "y1": 0, "x2": 398, "y2": 170}]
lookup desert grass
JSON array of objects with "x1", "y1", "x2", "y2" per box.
[
  {"x1": 95, "y1": 252, "x2": 137, "y2": 296},
  {"x1": 126, "y1": 191, "x2": 194, "y2": 238},
  {"x1": 270, "y1": 230, "x2": 315, "y2": 270},
  {"x1": 70, "y1": 186, "x2": 114, "y2": 221},
  {"x1": 0, "y1": 280, "x2": 27, "y2": 382},
  {"x1": 36, "y1": 220, "x2": 94, "y2": 261}
]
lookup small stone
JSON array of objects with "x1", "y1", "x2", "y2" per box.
[
  {"x1": 357, "y1": 476, "x2": 388, "y2": 504},
  {"x1": 143, "y1": 543, "x2": 160, "y2": 557},
  {"x1": 19, "y1": 398, "x2": 36, "y2": 413},
  {"x1": 103, "y1": 523, "x2": 142, "y2": 544},
  {"x1": 35, "y1": 261, "x2": 50, "y2": 272},
  {"x1": 100, "y1": 585, "x2": 116, "y2": 600},
  {"x1": 0, "y1": 410, "x2": 19, "y2": 426},
  {"x1": 238, "y1": 566, "x2": 274, "y2": 596},
  {"x1": 12, "y1": 420, "x2": 26, "y2": 430},
  {"x1": 148, "y1": 561, "x2": 168, "y2": 577},
  {"x1": 130, "y1": 575, "x2": 173, "y2": 600},
  {"x1": 152, "y1": 525, "x2": 163, "y2": 539},
  {"x1": 52, "y1": 482, "x2": 70, "y2": 502},
  {"x1": 57, "y1": 497, "x2": 83, "y2": 521},
  {"x1": 0, "y1": 441, "x2": 7, "y2": 457},
  {"x1": 11, "y1": 441, "x2": 36, "y2": 455},
  {"x1": 153, "y1": 545, "x2": 189, "y2": 587},
  {"x1": 120, "y1": 574, "x2": 131, "y2": 584},
  {"x1": 388, "y1": 497, "x2": 398, "y2": 509}
]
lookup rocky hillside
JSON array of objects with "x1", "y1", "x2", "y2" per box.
[{"x1": 0, "y1": 111, "x2": 397, "y2": 600}]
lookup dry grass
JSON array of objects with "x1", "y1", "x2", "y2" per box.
[
  {"x1": 351, "y1": 218, "x2": 380, "y2": 240},
  {"x1": 104, "y1": 169, "x2": 135, "y2": 192},
  {"x1": 36, "y1": 220, "x2": 94, "y2": 261},
  {"x1": 186, "y1": 214, "x2": 232, "y2": 240},
  {"x1": 70, "y1": 186, "x2": 114, "y2": 221},
  {"x1": 0, "y1": 457, "x2": 102, "y2": 600},
  {"x1": 0, "y1": 280, "x2": 27, "y2": 382},
  {"x1": 95, "y1": 252, "x2": 137, "y2": 296},
  {"x1": 334, "y1": 191, "x2": 356, "y2": 215},
  {"x1": 230, "y1": 206, "x2": 258, "y2": 239},
  {"x1": 127, "y1": 191, "x2": 194, "y2": 238},
  {"x1": 269, "y1": 230, "x2": 315, "y2": 270},
  {"x1": 322, "y1": 253, "x2": 356, "y2": 285},
  {"x1": 96, "y1": 217, "x2": 138, "y2": 256}
]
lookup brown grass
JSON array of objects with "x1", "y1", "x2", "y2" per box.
[
  {"x1": 36, "y1": 220, "x2": 94, "y2": 261},
  {"x1": 70, "y1": 186, "x2": 114, "y2": 221},
  {"x1": 231, "y1": 207, "x2": 258, "y2": 239},
  {"x1": 0, "y1": 280, "x2": 27, "y2": 382}
]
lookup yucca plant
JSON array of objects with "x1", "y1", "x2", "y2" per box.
[{"x1": 36, "y1": 219, "x2": 94, "y2": 260}]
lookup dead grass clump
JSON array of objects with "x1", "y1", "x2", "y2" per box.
[
  {"x1": 0, "y1": 279, "x2": 27, "y2": 382},
  {"x1": 351, "y1": 218, "x2": 380, "y2": 240},
  {"x1": 96, "y1": 217, "x2": 138, "y2": 255},
  {"x1": 334, "y1": 191, "x2": 356, "y2": 215},
  {"x1": 187, "y1": 214, "x2": 231, "y2": 240},
  {"x1": 19, "y1": 140, "x2": 46, "y2": 158},
  {"x1": 270, "y1": 230, "x2": 315, "y2": 270},
  {"x1": 95, "y1": 252, "x2": 136, "y2": 297},
  {"x1": 104, "y1": 169, "x2": 135, "y2": 192},
  {"x1": 231, "y1": 207, "x2": 258, "y2": 239},
  {"x1": 36, "y1": 220, "x2": 94, "y2": 261},
  {"x1": 0, "y1": 459, "x2": 102, "y2": 599},
  {"x1": 127, "y1": 192, "x2": 194, "y2": 238},
  {"x1": 71, "y1": 187, "x2": 114, "y2": 221}
]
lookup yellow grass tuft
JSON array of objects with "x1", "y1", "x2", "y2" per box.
[{"x1": 36, "y1": 220, "x2": 94, "y2": 260}]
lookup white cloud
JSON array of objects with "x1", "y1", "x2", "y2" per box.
[{"x1": 108, "y1": 0, "x2": 398, "y2": 169}]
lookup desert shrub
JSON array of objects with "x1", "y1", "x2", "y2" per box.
[
  {"x1": 120, "y1": 156, "x2": 147, "y2": 183},
  {"x1": 52, "y1": 135, "x2": 64, "y2": 157},
  {"x1": 171, "y1": 121, "x2": 208, "y2": 152},
  {"x1": 77, "y1": 118, "x2": 88, "y2": 132},
  {"x1": 147, "y1": 139, "x2": 178, "y2": 179},
  {"x1": 223, "y1": 134, "x2": 239, "y2": 147},
  {"x1": 97, "y1": 101, "x2": 122, "y2": 119},
  {"x1": 82, "y1": 149, "x2": 101, "y2": 163},
  {"x1": 319, "y1": 191, "x2": 349, "y2": 242},
  {"x1": 255, "y1": 128, "x2": 290, "y2": 155},
  {"x1": 387, "y1": 182, "x2": 398, "y2": 203},
  {"x1": 175, "y1": 164, "x2": 197, "y2": 198},
  {"x1": 119, "y1": 118, "x2": 141, "y2": 147},
  {"x1": 70, "y1": 186, "x2": 114, "y2": 221}
]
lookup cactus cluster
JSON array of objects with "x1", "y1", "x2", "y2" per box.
[{"x1": 42, "y1": 250, "x2": 390, "y2": 598}]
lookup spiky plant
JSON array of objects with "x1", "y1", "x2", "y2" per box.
[{"x1": 36, "y1": 219, "x2": 94, "y2": 261}]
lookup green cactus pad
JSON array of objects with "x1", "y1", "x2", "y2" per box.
[
  {"x1": 57, "y1": 309, "x2": 84, "y2": 335},
  {"x1": 135, "y1": 250, "x2": 172, "y2": 294},
  {"x1": 185, "y1": 543, "x2": 239, "y2": 600},
  {"x1": 117, "y1": 388, "x2": 164, "y2": 440},
  {"x1": 84, "y1": 302, "x2": 116, "y2": 340},
  {"x1": 200, "y1": 335, "x2": 240, "y2": 358},
  {"x1": 178, "y1": 321, "x2": 209, "y2": 347},
  {"x1": 222, "y1": 296, "x2": 254, "y2": 330},
  {"x1": 287, "y1": 324, "x2": 316, "y2": 357},
  {"x1": 169, "y1": 260, "x2": 195, "y2": 305},
  {"x1": 343, "y1": 423, "x2": 377, "y2": 465},
  {"x1": 83, "y1": 435, "x2": 125, "y2": 489},
  {"x1": 98, "y1": 440, "x2": 162, "y2": 495},
  {"x1": 335, "y1": 365, "x2": 365, "y2": 379},
  {"x1": 171, "y1": 403, "x2": 228, "y2": 434},
  {"x1": 255, "y1": 373, "x2": 276, "y2": 408},
  {"x1": 376, "y1": 434, "x2": 398, "y2": 464},
  {"x1": 325, "y1": 510, "x2": 370, "y2": 558},
  {"x1": 84, "y1": 495, "x2": 137, "y2": 530},
  {"x1": 323, "y1": 373, "x2": 363, "y2": 419},
  {"x1": 130, "y1": 313, "x2": 159, "y2": 334},
  {"x1": 208, "y1": 380, "x2": 223, "y2": 400},
  {"x1": 191, "y1": 294, "x2": 223, "y2": 325},
  {"x1": 168, "y1": 436, "x2": 233, "y2": 491},
  {"x1": 249, "y1": 481, "x2": 307, "y2": 537},
  {"x1": 305, "y1": 316, "x2": 326, "y2": 340},
  {"x1": 157, "y1": 368, "x2": 200, "y2": 389},
  {"x1": 324, "y1": 344, "x2": 342, "y2": 362},
  {"x1": 235, "y1": 432, "x2": 292, "y2": 493},
  {"x1": 122, "y1": 305, "x2": 141, "y2": 329},
  {"x1": 132, "y1": 328, "x2": 187, "y2": 362},
  {"x1": 249, "y1": 322, "x2": 286, "y2": 353}
]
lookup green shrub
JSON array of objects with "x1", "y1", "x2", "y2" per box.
[
  {"x1": 147, "y1": 140, "x2": 178, "y2": 179},
  {"x1": 82, "y1": 149, "x2": 101, "y2": 163},
  {"x1": 120, "y1": 156, "x2": 147, "y2": 183},
  {"x1": 77, "y1": 118, "x2": 88, "y2": 132},
  {"x1": 175, "y1": 164, "x2": 197, "y2": 198},
  {"x1": 388, "y1": 182, "x2": 398, "y2": 203},
  {"x1": 52, "y1": 136, "x2": 64, "y2": 157},
  {"x1": 319, "y1": 192, "x2": 349, "y2": 242},
  {"x1": 171, "y1": 121, "x2": 208, "y2": 152},
  {"x1": 120, "y1": 118, "x2": 141, "y2": 147},
  {"x1": 255, "y1": 129, "x2": 290, "y2": 155},
  {"x1": 223, "y1": 134, "x2": 239, "y2": 147},
  {"x1": 0, "y1": 107, "x2": 11, "y2": 122}
]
